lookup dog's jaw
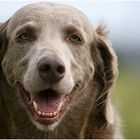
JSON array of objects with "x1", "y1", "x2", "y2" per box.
[{"x1": 18, "y1": 82, "x2": 79, "y2": 131}]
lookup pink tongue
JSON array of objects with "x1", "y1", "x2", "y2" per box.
[{"x1": 34, "y1": 90, "x2": 63, "y2": 113}]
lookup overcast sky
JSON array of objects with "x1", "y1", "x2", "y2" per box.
[{"x1": 0, "y1": 0, "x2": 140, "y2": 51}]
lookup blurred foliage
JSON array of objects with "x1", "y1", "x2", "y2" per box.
[{"x1": 112, "y1": 69, "x2": 140, "y2": 138}]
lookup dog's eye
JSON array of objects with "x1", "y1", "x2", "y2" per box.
[
  {"x1": 18, "y1": 33, "x2": 32, "y2": 41},
  {"x1": 68, "y1": 34, "x2": 83, "y2": 44}
]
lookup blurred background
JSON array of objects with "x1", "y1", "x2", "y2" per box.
[{"x1": 0, "y1": 0, "x2": 140, "y2": 138}]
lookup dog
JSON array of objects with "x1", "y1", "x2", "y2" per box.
[{"x1": 0, "y1": 2, "x2": 121, "y2": 138}]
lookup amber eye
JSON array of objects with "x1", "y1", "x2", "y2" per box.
[
  {"x1": 68, "y1": 34, "x2": 83, "y2": 44},
  {"x1": 18, "y1": 33, "x2": 32, "y2": 40}
]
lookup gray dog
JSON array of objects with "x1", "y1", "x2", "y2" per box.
[{"x1": 0, "y1": 2, "x2": 121, "y2": 138}]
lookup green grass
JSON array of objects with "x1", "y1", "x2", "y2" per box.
[{"x1": 112, "y1": 70, "x2": 140, "y2": 138}]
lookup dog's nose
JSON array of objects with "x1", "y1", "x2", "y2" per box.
[{"x1": 38, "y1": 57, "x2": 65, "y2": 83}]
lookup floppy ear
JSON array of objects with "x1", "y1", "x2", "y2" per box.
[
  {"x1": 92, "y1": 25, "x2": 118, "y2": 125},
  {"x1": 0, "y1": 20, "x2": 9, "y2": 67}
]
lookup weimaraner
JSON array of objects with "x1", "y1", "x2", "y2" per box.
[{"x1": 0, "y1": 2, "x2": 122, "y2": 138}]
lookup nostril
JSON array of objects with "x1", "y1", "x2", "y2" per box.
[
  {"x1": 56, "y1": 65, "x2": 65, "y2": 74},
  {"x1": 39, "y1": 64, "x2": 51, "y2": 72}
]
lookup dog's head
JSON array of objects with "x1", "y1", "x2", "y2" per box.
[{"x1": 0, "y1": 3, "x2": 118, "y2": 131}]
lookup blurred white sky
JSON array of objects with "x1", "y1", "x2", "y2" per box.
[{"x1": 0, "y1": 0, "x2": 140, "y2": 51}]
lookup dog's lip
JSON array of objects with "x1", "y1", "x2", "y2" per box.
[{"x1": 18, "y1": 82, "x2": 77, "y2": 125}]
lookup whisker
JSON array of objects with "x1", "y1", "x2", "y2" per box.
[
  {"x1": 95, "y1": 89, "x2": 109, "y2": 103},
  {"x1": 95, "y1": 98, "x2": 108, "y2": 108}
]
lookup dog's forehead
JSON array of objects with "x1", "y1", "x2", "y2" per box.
[
  {"x1": 7, "y1": 3, "x2": 93, "y2": 35},
  {"x1": 17, "y1": 3, "x2": 82, "y2": 19}
]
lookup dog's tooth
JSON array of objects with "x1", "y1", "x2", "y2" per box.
[
  {"x1": 63, "y1": 97, "x2": 67, "y2": 103},
  {"x1": 44, "y1": 112, "x2": 48, "y2": 117},
  {"x1": 53, "y1": 111, "x2": 57, "y2": 116},
  {"x1": 57, "y1": 102, "x2": 63, "y2": 112},
  {"x1": 44, "y1": 112, "x2": 55, "y2": 117},
  {"x1": 50, "y1": 113, "x2": 53, "y2": 117},
  {"x1": 48, "y1": 113, "x2": 52, "y2": 117},
  {"x1": 45, "y1": 112, "x2": 50, "y2": 117},
  {"x1": 42, "y1": 112, "x2": 45, "y2": 116},
  {"x1": 38, "y1": 111, "x2": 41, "y2": 116},
  {"x1": 45, "y1": 112, "x2": 48, "y2": 116},
  {"x1": 33, "y1": 101, "x2": 38, "y2": 111},
  {"x1": 47, "y1": 113, "x2": 50, "y2": 117}
]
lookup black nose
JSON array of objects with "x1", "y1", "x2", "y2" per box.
[{"x1": 38, "y1": 56, "x2": 65, "y2": 83}]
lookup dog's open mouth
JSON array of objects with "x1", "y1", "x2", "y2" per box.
[
  {"x1": 19, "y1": 84, "x2": 75, "y2": 125},
  {"x1": 33, "y1": 89, "x2": 69, "y2": 125}
]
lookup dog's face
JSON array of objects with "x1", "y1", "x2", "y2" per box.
[
  {"x1": 0, "y1": 3, "x2": 118, "y2": 131},
  {"x1": 1, "y1": 3, "x2": 95, "y2": 130}
]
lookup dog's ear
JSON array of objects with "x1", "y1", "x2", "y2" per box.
[
  {"x1": 0, "y1": 20, "x2": 9, "y2": 66},
  {"x1": 92, "y1": 25, "x2": 118, "y2": 125}
]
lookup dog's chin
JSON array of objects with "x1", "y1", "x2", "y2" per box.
[
  {"x1": 31, "y1": 117, "x2": 60, "y2": 131},
  {"x1": 18, "y1": 82, "x2": 77, "y2": 131}
]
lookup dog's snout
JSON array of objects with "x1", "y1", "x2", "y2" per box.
[{"x1": 38, "y1": 56, "x2": 65, "y2": 83}]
